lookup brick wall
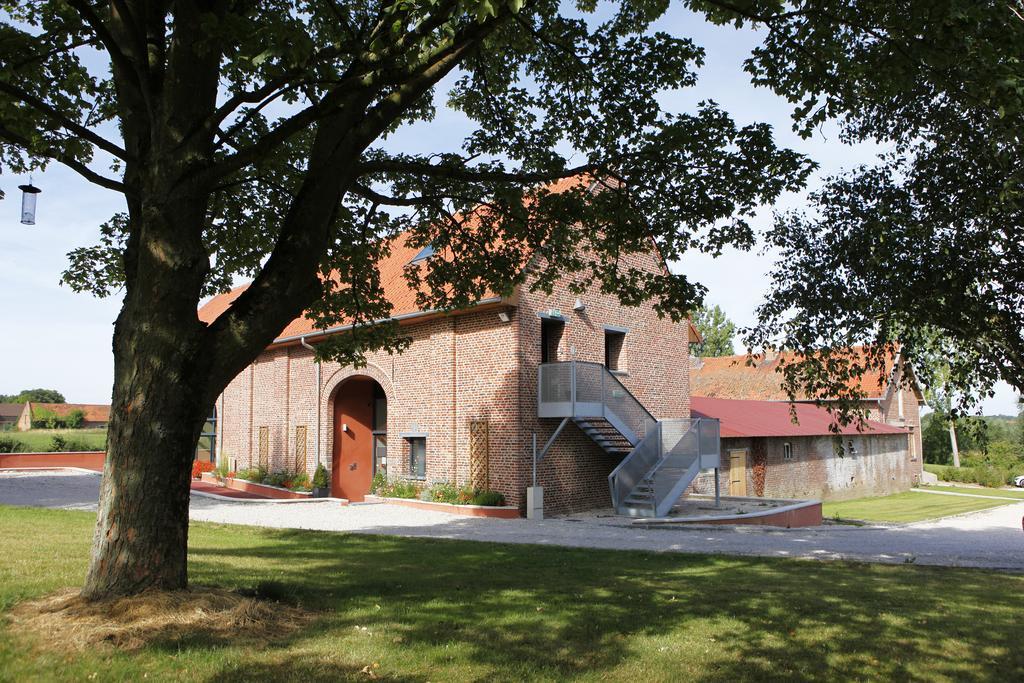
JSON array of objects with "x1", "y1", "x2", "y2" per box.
[
  {"x1": 516, "y1": 248, "x2": 692, "y2": 514},
  {"x1": 691, "y1": 432, "x2": 914, "y2": 501},
  {"x1": 215, "y1": 245, "x2": 690, "y2": 515}
]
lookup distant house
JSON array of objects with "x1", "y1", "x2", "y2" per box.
[
  {"x1": 690, "y1": 348, "x2": 927, "y2": 499},
  {"x1": 17, "y1": 403, "x2": 111, "y2": 430},
  {"x1": 0, "y1": 403, "x2": 23, "y2": 430}
]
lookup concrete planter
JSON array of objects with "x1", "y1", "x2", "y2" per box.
[{"x1": 364, "y1": 494, "x2": 521, "y2": 518}]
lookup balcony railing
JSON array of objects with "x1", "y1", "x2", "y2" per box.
[{"x1": 537, "y1": 361, "x2": 656, "y2": 444}]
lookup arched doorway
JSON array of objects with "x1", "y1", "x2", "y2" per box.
[{"x1": 332, "y1": 376, "x2": 387, "y2": 501}]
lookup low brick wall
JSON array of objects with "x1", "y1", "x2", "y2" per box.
[
  {"x1": 0, "y1": 451, "x2": 105, "y2": 471},
  {"x1": 200, "y1": 472, "x2": 312, "y2": 500},
  {"x1": 364, "y1": 494, "x2": 522, "y2": 519}
]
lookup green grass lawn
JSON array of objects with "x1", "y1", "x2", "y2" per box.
[
  {"x1": 823, "y1": 491, "x2": 1015, "y2": 523},
  {"x1": 1, "y1": 505, "x2": 1023, "y2": 681},
  {"x1": 919, "y1": 484, "x2": 1024, "y2": 500},
  {"x1": 1, "y1": 428, "x2": 106, "y2": 452}
]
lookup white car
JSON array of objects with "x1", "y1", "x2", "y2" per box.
[{"x1": 1014, "y1": 475, "x2": 1024, "y2": 488}]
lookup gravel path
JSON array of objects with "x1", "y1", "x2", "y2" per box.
[{"x1": 4, "y1": 470, "x2": 1024, "y2": 571}]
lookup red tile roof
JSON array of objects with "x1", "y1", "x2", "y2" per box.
[
  {"x1": 199, "y1": 175, "x2": 702, "y2": 344},
  {"x1": 0, "y1": 403, "x2": 24, "y2": 419},
  {"x1": 690, "y1": 396, "x2": 907, "y2": 438},
  {"x1": 30, "y1": 403, "x2": 110, "y2": 423},
  {"x1": 691, "y1": 347, "x2": 902, "y2": 402}
]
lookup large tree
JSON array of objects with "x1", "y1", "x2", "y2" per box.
[
  {"x1": 0, "y1": 1, "x2": 811, "y2": 597},
  {"x1": 689, "y1": 0, "x2": 1024, "y2": 414},
  {"x1": 690, "y1": 303, "x2": 736, "y2": 357}
]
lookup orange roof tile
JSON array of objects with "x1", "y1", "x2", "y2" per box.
[
  {"x1": 30, "y1": 403, "x2": 110, "y2": 423},
  {"x1": 691, "y1": 347, "x2": 902, "y2": 402},
  {"x1": 198, "y1": 174, "x2": 702, "y2": 344}
]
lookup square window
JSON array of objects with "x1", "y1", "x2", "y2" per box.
[
  {"x1": 604, "y1": 330, "x2": 625, "y2": 371},
  {"x1": 408, "y1": 437, "x2": 426, "y2": 479}
]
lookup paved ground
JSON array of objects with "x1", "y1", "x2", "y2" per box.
[{"x1": 4, "y1": 470, "x2": 1024, "y2": 571}]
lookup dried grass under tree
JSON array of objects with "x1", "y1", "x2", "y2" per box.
[{"x1": 10, "y1": 586, "x2": 312, "y2": 652}]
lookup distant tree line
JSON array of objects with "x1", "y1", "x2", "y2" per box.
[{"x1": 0, "y1": 389, "x2": 66, "y2": 404}]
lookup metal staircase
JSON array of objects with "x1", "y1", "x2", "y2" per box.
[{"x1": 537, "y1": 361, "x2": 720, "y2": 518}]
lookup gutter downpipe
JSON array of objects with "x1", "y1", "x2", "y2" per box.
[{"x1": 300, "y1": 336, "x2": 322, "y2": 470}]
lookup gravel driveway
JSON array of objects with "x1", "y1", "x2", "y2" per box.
[{"x1": 4, "y1": 470, "x2": 1024, "y2": 571}]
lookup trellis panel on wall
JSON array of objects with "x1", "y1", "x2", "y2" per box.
[
  {"x1": 258, "y1": 426, "x2": 269, "y2": 470},
  {"x1": 294, "y1": 425, "x2": 307, "y2": 473},
  {"x1": 470, "y1": 419, "x2": 489, "y2": 489}
]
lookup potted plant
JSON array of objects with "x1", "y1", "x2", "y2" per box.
[{"x1": 312, "y1": 463, "x2": 329, "y2": 498}]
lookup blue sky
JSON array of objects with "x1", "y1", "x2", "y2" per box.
[{"x1": 0, "y1": 6, "x2": 1019, "y2": 415}]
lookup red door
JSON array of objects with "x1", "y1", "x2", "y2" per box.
[{"x1": 332, "y1": 377, "x2": 375, "y2": 501}]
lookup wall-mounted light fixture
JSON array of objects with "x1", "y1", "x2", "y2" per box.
[
  {"x1": 573, "y1": 298, "x2": 585, "y2": 312},
  {"x1": 498, "y1": 311, "x2": 511, "y2": 323}
]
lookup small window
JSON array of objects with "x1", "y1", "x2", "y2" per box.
[
  {"x1": 783, "y1": 442, "x2": 793, "y2": 460},
  {"x1": 409, "y1": 244, "x2": 434, "y2": 264},
  {"x1": 604, "y1": 329, "x2": 626, "y2": 371},
  {"x1": 540, "y1": 318, "x2": 564, "y2": 364},
  {"x1": 408, "y1": 437, "x2": 426, "y2": 479}
]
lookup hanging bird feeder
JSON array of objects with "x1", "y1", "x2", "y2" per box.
[{"x1": 18, "y1": 180, "x2": 41, "y2": 225}]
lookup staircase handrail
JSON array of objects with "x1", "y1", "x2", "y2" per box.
[
  {"x1": 537, "y1": 361, "x2": 656, "y2": 443},
  {"x1": 609, "y1": 417, "x2": 721, "y2": 516}
]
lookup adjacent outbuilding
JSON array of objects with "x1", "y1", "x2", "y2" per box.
[{"x1": 689, "y1": 396, "x2": 913, "y2": 501}]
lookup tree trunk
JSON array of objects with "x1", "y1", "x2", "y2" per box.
[
  {"x1": 81, "y1": 192, "x2": 215, "y2": 599},
  {"x1": 949, "y1": 420, "x2": 960, "y2": 468},
  {"x1": 81, "y1": 363, "x2": 208, "y2": 597}
]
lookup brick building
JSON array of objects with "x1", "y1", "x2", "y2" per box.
[
  {"x1": 199, "y1": 217, "x2": 698, "y2": 515},
  {"x1": 689, "y1": 396, "x2": 914, "y2": 501},
  {"x1": 690, "y1": 350, "x2": 926, "y2": 500},
  {"x1": 15, "y1": 402, "x2": 111, "y2": 430}
]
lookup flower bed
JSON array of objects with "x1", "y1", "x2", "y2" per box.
[
  {"x1": 200, "y1": 472, "x2": 312, "y2": 500},
  {"x1": 192, "y1": 460, "x2": 216, "y2": 479},
  {"x1": 363, "y1": 495, "x2": 521, "y2": 518}
]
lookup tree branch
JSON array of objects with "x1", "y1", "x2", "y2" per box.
[
  {"x1": 357, "y1": 159, "x2": 601, "y2": 184},
  {"x1": 0, "y1": 81, "x2": 131, "y2": 161},
  {"x1": 0, "y1": 124, "x2": 130, "y2": 194}
]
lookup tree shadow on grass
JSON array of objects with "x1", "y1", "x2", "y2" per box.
[{"x1": 184, "y1": 526, "x2": 1024, "y2": 680}]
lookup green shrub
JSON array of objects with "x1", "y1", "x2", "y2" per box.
[
  {"x1": 235, "y1": 467, "x2": 267, "y2": 483},
  {"x1": 938, "y1": 464, "x2": 1015, "y2": 487},
  {"x1": 428, "y1": 481, "x2": 460, "y2": 504},
  {"x1": 370, "y1": 471, "x2": 386, "y2": 494},
  {"x1": 469, "y1": 490, "x2": 506, "y2": 507},
  {"x1": 419, "y1": 481, "x2": 506, "y2": 506},
  {"x1": 263, "y1": 471, "x2": 292, "y2": 487},
  {"x1": 0, "y1": 436, "x2": 21, "y2": 453},
  {"x1": 64, "y1": 410, "x2": 85, "y2": 429},
  {"x1": 376, "y1": 477, "x2": 420, "y2": 499},
  {"x1": 48, "y1": 434, "x2": 93, "y2": 452},
  {"x1": 313, "y1": 463, "x2": 330, "y2": 489},
  {"x1": 215, "y1": 458, "x2": 231, "y2": 479},
  {"x1": 287, "y1": 471, "x2": 311, "y2": 491}
]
